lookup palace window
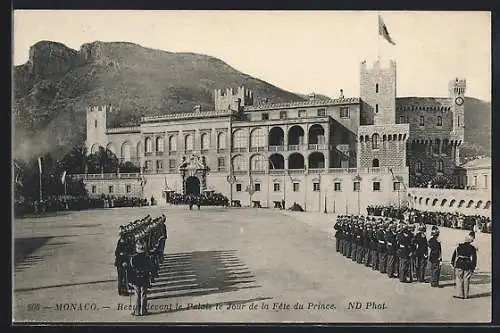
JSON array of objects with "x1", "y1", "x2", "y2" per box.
[
  {"x1": 145, "y1": 137, "x2": 153, "y2": 153},
  {"x1": 217, "y1": 132, "x2": 226, "y2": 150},
  {"x1": 156, "y1": 160, "x2": 163, "y2": 170},
  {"x1": 376, "y1": 83, "x2": 379, "y2": 93},
  {"x1": 254, "y1": 183, "x2": 261, "y2": 192},
  {"x1": 416, "y1": 161, "x2": 423, "y2": 174},
  {"x1": 261, "y1": 113, "x2": 269, "y2": 120},
  {"x1": 94, "y1": 120, "x2": 98, "y2": 128},
  {"x1": 393, "y1": 182, "x2": 401, "y2": 191},
  {"x1": 201, "y1": 133, "x2": 210, "y2": 150},
  {"x1": 340, "y1": 107, "x2": 349, "y2": 118},
  {"x1": 372, "y1": 182, "x2": 381, "y2": 191},
  {"x1": 334, "y1": 182, "x2": 341, "y2": 191},
  {"x1": 274, "y1": 183, "x2": 280, "y2": 192},
  {"x1": 372, "y1": 158, "x2": 380, "y2": 167},
  {"x1": 218, "y1": 157, "x2": 225, "y2": 171},
  {"x1": 279, "y1": 111, "x2": 287, "y2": 120},
  {"x1": 484, "y1": 175, "x2": 488, "y2": 189},
  {"x1": 353, "y1": 182, "x2": 360, "y2": 192},
  {"x1": 419, "y1": 116, "x2": 425, "y2": 126},
  {"x1": 375, "y1": 104, "x2": 379, "y2": 113},
  {"x1": 372, "y1": 134, "x2": 380, "y2": 149},
  {"x1": 168, "y1": 135, "x2": 177, "y2": 152},
  {"x1": 126, "y1": 184, "x2": 131, "y2": 193},
  {"x1": 108, "y1": 185, "x2": 114, "y2": 193},
  {"x1": 399, "y1": 115, "x2": 405, "y2": 124},
  {"x1": 293, "y1": 182, "x2": 300, "y2": 192},
  {"x1": 437, "y1": 160, "x2": 444, "y2": 173},
  {"x1": 236, "y1": 183, "x2": 242, "y2": 192},
  {"x1": 156, "y1": 137, "x2": 164, "y2": 152},
  {"x1": 250, "y1": 128, "x2": 265, "y2": 148},
  {"x1": 298, "y1": 110, "x2": 306, "y2": 118},
  {"x1": 232, "y1": 129, "x2": 247, "y2": 149},
  {"x1": 317, "y1": 109, "x2": 326, "y2": 117},
  {"x1": 184, "y1": 134, "x2": 194, "y2": 152},
  {"x1": 313, "y1": 182, "x2": 320, "y2": 192},
  {"x1": 91, "y1": 185, "x2": 97, "y2": 194},
  {"x1": 169, "y1": 159, "x2": 177, "y2": 171},
  {"x1": 437, "y1": 116, "x2": 442, "y2": 126}
]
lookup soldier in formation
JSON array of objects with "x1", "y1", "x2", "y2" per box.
[
  {"x1": 333, "y1": 215, "x2": 437, "y2": 286},
  {"x1": 114, "y1": 214, "x2": 168, "y2": 316}
]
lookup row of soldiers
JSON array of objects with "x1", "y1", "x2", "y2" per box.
[
  {"x1": 114, "y1": 214, "x2": 167, "y2": 316},
  {"x1": 333, "y1": 215, "x2": 442, "y2": 286}
]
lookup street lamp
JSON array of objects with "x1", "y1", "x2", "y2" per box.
[{"x1": 353, "y1": 174, "x2": 362, "y2": 215}]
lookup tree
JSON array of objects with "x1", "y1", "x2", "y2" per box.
[
  {"x1": 86, "y1": 147, "x2": 119, "y2": 173},
  {"x1": 119, "y1": 161, "x2": 140, "y2": 173},
  {"x1": 59, "y1": 145, "x2": 88, "y2": 174}
]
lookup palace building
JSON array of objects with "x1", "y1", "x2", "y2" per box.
[{"x1": 79, "y1": 59, "x2": 467, "y2": 213}]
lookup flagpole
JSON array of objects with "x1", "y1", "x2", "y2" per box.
[
  {"x1": 39, "y1": 171, "x2": 43, "y2": 202},
  {"x1": 377, "y1": 12, "x2": 381, "y2": 62}
]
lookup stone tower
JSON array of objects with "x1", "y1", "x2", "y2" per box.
[
  {"x1": 449, "y1": 78, "x2": 466, "y2": 140},
  {"x1": 86, "y1": 105, "x2": 111, "y2": 153},
  {"x1": 359, "y1": 59, "x2": 397, "y2": 126},
  {"x1": 214, "y1": 86, "x2": 254, "y2": 111}
]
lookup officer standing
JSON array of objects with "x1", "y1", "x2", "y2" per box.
[
  {"x1": 129, "y1": 240, "x2": 153, "y2": 316},
  {"x1": 377, "y1": 222, "x2": 387, "y2": 274},
  {"x1": 414, "y1": 226, "x2": 429, "y2": 283},
  {"x1": 370, "y1": 222, "x2": 379, "y2": 270},
  {"x1": 451, "y1": 235, "x2": 477, "y2": 299},
  {"x1": 385, "y1": 223, "x2": 398, "y2": 278},
  {"x1": 334, "y1": 217, "x2": 342, "y2": 253},
  {"x1": 428, "y1": 228, "x2": 442, "y2": 288},
  {"x1": 397, "y1": 224, "x2": 411, "y2": 283},
  {"x1": 114, "y1": 228, "x2": 131, "y2": 296},
  {"x1": 362, "y1": 222, "x2": 371, "y2": 266}
]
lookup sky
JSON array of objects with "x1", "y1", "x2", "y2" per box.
[{"x1": 13, "y1": 10, "x2": 491, "y2": 101}]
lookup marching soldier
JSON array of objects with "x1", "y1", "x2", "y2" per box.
[
  {"x1": 385, "y1": 223, "x2": 398, "y2": 278},
  {"x1": 350, "y1": 220, "x2": 358, "y2": 261},
  {"x1": 377, "y1": 222, "x2": 387, "y2": 273},
  {"x1": 414, "y1": 226, "x2": 429, "y2": 283},
  {"x1": 451, "y1": 235, "x2": 477, "y2": 299},
  {"x1": 397, "y1": 224, "x2": 412, "y2": 283},
  {"x1": 370, "y1": 222, "x2": 379, "y2": 270},
  {"x1": 356, "y1": 221, "x2": 364, "y2": 263},
  {"x1": 334, "y1": 217, "x2": 342, "y2": 253},
  {"x1": 129, "y1": 240, "x2": 153, "y2": 316},
  {"x1": 408, "y1": 224, "x2": 416, "y2": 282},
  {"x1": 115, "y1": 228, "x2": 132, "y2": 296},
  {"x1": 363, "y1": 222, "x2": 371, "y2": 266},
  {"x1": 428, "y1": 228, "x2": 442, "y2": 287}
]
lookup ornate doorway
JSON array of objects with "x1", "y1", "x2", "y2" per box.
[
  {"x1": 185, "y1": 176, "x2": 201, "y2": 195},
  {"x1": 179, "y1": 154, "x2": 210, "y2": 195}
]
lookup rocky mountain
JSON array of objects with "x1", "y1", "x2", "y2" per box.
[
  {"x1": 13, "y1": 41, "x2": 305, "y2": 161},
  {"x1": 13, "y1": 40, "x2": 490, "y2": 162}
]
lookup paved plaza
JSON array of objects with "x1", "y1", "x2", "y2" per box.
[{"x1": 13, "y1": 206, "x2": 491, "y2": 323}]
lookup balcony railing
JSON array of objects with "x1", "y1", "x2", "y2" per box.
[
  {"x1": 217, "y1": 167, "x2": 226, "y2": 172},
  {"x1": 233, "y1": 170, "x2": 247, "y2": 175},
  {"x1": 231, "y1": 147, "x2": 247, "y2": 153},
  {"x1": 155, "y1": 151, "x2": 164, "y2": 156},
  {"x1": 288, "y1": 169, "x2": 305, "y2": 174},
  {"x1": 69, "y1": 173, "x2": 141, "y2": 180},
  {"x1": 250, "y1": 170, "x2": 266, "y2": 174},
  {"x1": 145, "y1": 152, "x2": 153, "y2": 157},
  {"x1": 250, "y1": 146, "x2": 267, "y2": 152},
  {"x1": 269, "y1": 169, "x2": 286, "y2": 175},
  {"x1": 217, "y1": 148, "x2": 226, "y2": 154},
  {"x1": 168, "y1": 151, "x2": 177, "y2": 156},
  {"x1": 308, "y1": 143, "x2": 328, "y2": 150},
  {"x1": 308, "y1": 168, "x2": 324, "y2": 173},
  {"x1": 268, "y1": 145, "x2": 284, "y2": 152}
]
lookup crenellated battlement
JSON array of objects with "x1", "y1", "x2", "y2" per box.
[
  {"x1": 360, "y1": 59, "x2": 397, "y2": 72},
  {"x1": 87, "y1": 104, "x2": 113, "y2": 113},
  {"x1": 214, "y1": 86, "x2": 254, "y2": 111},
  {"x1": 449, "y1": 77, "x2": 466, "y2": 96},
  {"x1": 396, "y1": 104, "x2": 452, "y2": 112}
]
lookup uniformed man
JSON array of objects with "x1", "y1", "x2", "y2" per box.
[
  {"x1": 362, "y1": 222, "x2": 371, "y2": 266},
  {"x1": 334, "y1": 217, "x2": 342, "y2": 253},
  {"x1": 350, "y1": 220, "x2": 358, "y2": 261},
  {"x1": 385, "y1": 223, "x2": 398, "y2": 278},
  {"x1": 356, "y1": 220, "x2": 364, "y2": 264},
  {"x1": 377, "y1": 222, "x2": 387, "y2": 273},
  {"x1": 115, "y1": 228, "x2": 131, "y2": 296},
  {"x1": 414, "y1": 226, "x2": 429, "y2": 283},
  {"x1": 428, "y1": 228, "x2": 442, "y2": 287},
  {"x1": 397, "y1": 224, "x2": 412, "y2": 283},
  {"x1": 345, "y1": 218, "x2": 352, "y2": 258},
  {"x1": 129, "y1": 240, "x2": 153, "y2": 316},
  {"x1": 370, "y1": 222, "x2": 379, "y2": 270},
  {"x1": 451, "y1": 235, "x2": 477, "y2": 299}
]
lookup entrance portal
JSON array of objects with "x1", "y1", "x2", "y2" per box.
[{"x1": 185, "y1": 176, "x2": 201, "y2": 195}]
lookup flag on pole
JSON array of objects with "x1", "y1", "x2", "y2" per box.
[
  {"x1": 61, "y1": 170, "x2": 67, "y2": 184},
  {"x1": 38, "y1": 157, "x2": 43, "y2": 174},
  {"x1": 378, "y1": 15, "x2": 396, "y2": 45}
]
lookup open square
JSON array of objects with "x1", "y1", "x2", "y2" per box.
[{"x1": 13, "y1": 206, "x2": 491, "y2": 323}]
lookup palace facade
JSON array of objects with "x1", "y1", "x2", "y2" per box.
[{"x1": 78, "y1": 59, "x2": 468, "y2": 213}]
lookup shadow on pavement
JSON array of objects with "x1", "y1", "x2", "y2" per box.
[
  {"x1": 437, "y1": 263, "x2": 491, "y2": 286},
  {"x1": 148, "y1": 250, "x2": 260, "y2": 300},
  {"x1": 51, "y1": 223, "x2": 103, "y2": 229},
  {"x1": 14, "y1": 279, "x2": 117, "y2": 292},
  {"x1": 147, "y1": 296, "x2": 273, "y2": 316},
  {"x1": 14, "y1": 236, "x2": 74, "y2": 272}
]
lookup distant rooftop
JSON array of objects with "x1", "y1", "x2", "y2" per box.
[
  {"x1": 461, "y1": 157, "x2": 491, "y2": 169},
  {"x1": 244, "y1": 97, "x2": 359, "y2": 111}
]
